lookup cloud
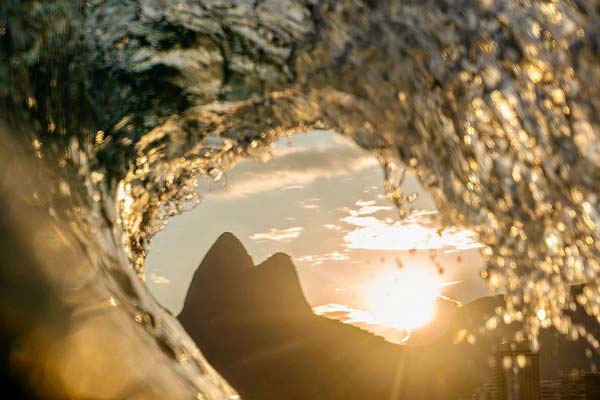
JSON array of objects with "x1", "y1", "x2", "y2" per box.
[
  {"x1": 348, "y1": 199, "x2": 392, "y2": 216},
  {"x1": 361, "y1": 186, "x2": 380, "y2": 194},
  {"x1": 340, "y1": 209, "x2": 482, "y2": 252},
  {"x1": 313, "y1": 303, "x2": 410, "y2": 344},
  {"x1": 295, "y1": 251, "x2": 349, "y2": 265},
  {"x1": 149, "y1": 273, "x2": 170, "y2": 284},
  {"x1": 249, "y1": 226, "x2": 303, "y2": 242},
  {"x1": 281, "y1": 185, "x2": 305, "y2": 191},
  {"x1": 313, "y1": 303, "x2": 365, "y2": 322},
  {"x1": 298, "y1": 198, "x2": 320, "y2": 210},
  {"x1": 202, "y1": 145, "x2": 378, "y2": 199},
  {"x1": 323, "y1": 224, "x2": 343, "y2": 231}
]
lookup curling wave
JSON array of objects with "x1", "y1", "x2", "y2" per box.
[{"x1": 1, "y1": 0, "x2": 600, "y2": 398}]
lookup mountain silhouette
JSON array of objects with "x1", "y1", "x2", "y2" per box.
[
  {"x1": 427, "y1": 290, "x2": 600, "y2": 381},
  {"x1": 179, "y1": 233, "x2": 312, "y2": 325},
  {"x1": 178, "y1": 233, "x2": 478, "y2": 399},
  {"x1": 178, "y1": 233, "x2": 600, "y2": 399}
]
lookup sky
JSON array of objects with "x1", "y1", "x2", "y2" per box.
[{"x1": 145, "y1": 130, "x2": 491, "y2": 340}]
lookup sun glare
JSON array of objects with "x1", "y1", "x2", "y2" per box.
[{"x1": 364, "y1": 266, "x2": 444, "y2": 331}]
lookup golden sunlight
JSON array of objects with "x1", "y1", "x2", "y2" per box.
[
  {"x1": 364, "y1": 266, "x2": 445, "y2": 331},
  {"x1": 342, "y1": 210, "x2": 482, "y2": 252}
]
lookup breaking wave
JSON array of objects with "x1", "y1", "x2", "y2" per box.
[{"x1": 1, "y1": 0, "x2": 600, "y2": 398}]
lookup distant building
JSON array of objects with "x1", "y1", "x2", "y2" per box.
[
  {"x1": 496, "y1": 341, "x2": 541, "y2": 400},
  {"x1": 559, "y1": 373, "x2": 585, "y2": 400},
  {"x1": 474, "y1": 345, "x2": 599, "y2": 400},
  {"x1": 473, "y1": 382, "x2": 498, "y2": 400},
  {"x1": 540, "y1": 379, "x2": 560, "y2": 400},
  {"x1": 542, "y1": 372, "x2": 600, "y2": 400},
  {"x1": 540, "y1": 372, "x2": 600, "y2": 400},
  {"x1": 584, "y1": 373, "x2": 600, "y2": 399}
]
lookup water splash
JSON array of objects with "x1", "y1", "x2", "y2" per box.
[{"x1": 1, "y1": 0, "x2": 600, "y2": 398}]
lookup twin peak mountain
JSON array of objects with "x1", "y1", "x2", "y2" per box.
[
  {"x1": 179, "y1": 232, "x2": 312, "y2": 325},
  {"x1": 177, "y1": 232, "x2": 444, "y2": 400},
  {"x1": 177, "y1": 233, "x2": 600, "y2": 400}
]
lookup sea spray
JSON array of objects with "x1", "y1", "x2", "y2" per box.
[{"x1": 2, "y1": 0, "x2": 600, "y2": 398}]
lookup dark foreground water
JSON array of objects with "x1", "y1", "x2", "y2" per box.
[{"x1": 1, "y1": 1, "x2": 600, "y2": 398}]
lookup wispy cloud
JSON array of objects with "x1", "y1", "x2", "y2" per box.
[
  {"x1": 296, "y1": 251, "x2": 349, "y2": 265},
  {"x1": 313, "y1": 303, "x2": 368, "y2": 323},
  {"x1": 341, "y1": 209, "x2": 482, "y2": 252},
  {"x1": 362, "y1": 186, "x2": 380, "y2": 194},
  {"x1": 149, "y1": 273, "x2": 170, "y2": 284},
  {"x1": 348, "y1": 199, "x2": 393, "y2": 216},
  {"x1": 298, "y1": 198, "x2": 320, "y2": 210},
  {"x1": 203, "y1": 145, "x2": 378, "y2": 199},
  {"x1": 249, "y1": 226, "x2": 303, "y2": 242},
  {"x1": 323, "y1": 224, "x2": 343, "y2": 231},
  {"x1": 281, "y1": 185, "x2": 305, "y2": 191},
  {"x1": 313, "y1": 303, "x2": 410, "y2": 344}
]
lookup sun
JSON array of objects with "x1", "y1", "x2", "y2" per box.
[{"x1": 363, "y1": 266, "x2": 444, "y2": 331}]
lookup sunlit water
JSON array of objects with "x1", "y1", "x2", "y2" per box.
[{"x1": 1, "y1": 0, "x2": 600, "y2": 398}]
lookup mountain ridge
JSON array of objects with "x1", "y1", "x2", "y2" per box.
[
  {"x1": 178, "y1": 233, "x2": 472, "y2": 399},
  {"x1": 178, "y1": 233, "x2": 600, "y2": 400}
]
